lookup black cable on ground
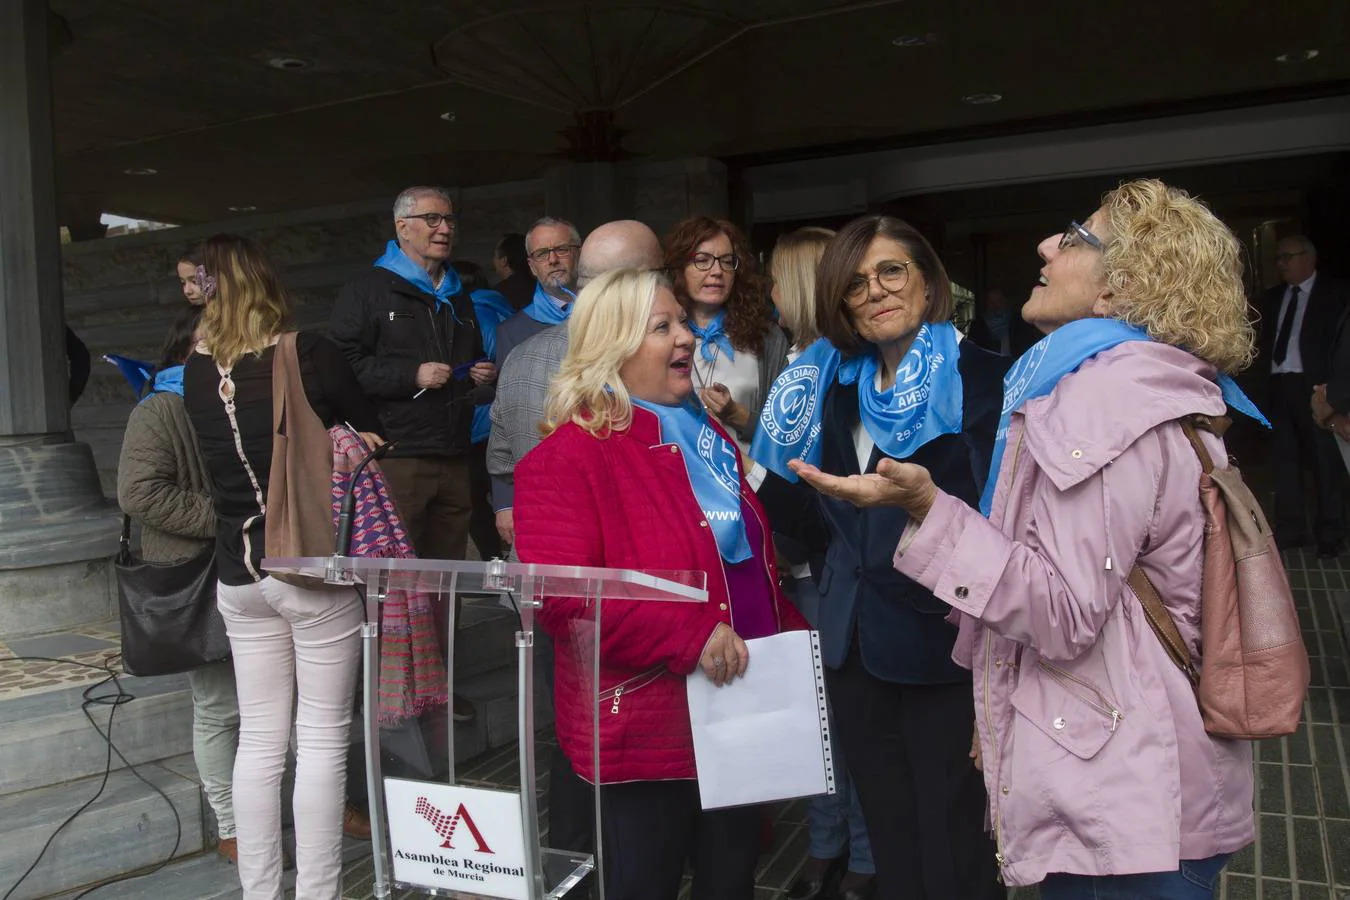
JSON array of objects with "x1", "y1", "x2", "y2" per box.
[{"x1": 0, "y1": 655, "x2": 183, "y2": 900}]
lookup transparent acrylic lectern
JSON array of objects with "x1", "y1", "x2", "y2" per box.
[{"x1": 263, "y1": 554, "x2": 707, "y2": 900}]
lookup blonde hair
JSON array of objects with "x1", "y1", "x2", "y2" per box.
[
  {"x1": 196, "y1": 234, "x2": 291, "y2": 370},
  {"x1": 770, "y1": 226, "x2": 834, "y2": 346},
  {"x1": 543, "y1": 268, "x2": 666, "y2": 438},
  {"x1": 1100, "y1": 179, "x2": 1255, "y2": 374}
]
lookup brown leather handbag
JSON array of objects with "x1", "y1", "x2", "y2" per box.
[
  {"x1": 1129, "y1": 415, "x2": 1310, "y2": 740},
  {"x1": 264, "y1": 332, "x2": 338, "y2": 587}
]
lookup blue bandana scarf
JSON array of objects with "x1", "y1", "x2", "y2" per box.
[
  {"x1": 524, "y1": 282, "x2": 576, "y2": 326},
  {"x1": 634, "y1": 398, "x2": 751, "y2": 563},
  {"x1": 750, "y1": 322, "x2": 964, "y2": 482},
  {"x1": 980, "y1": 318, "x2": 1270, "y2": 516},
  {"x1": 468, "y1": 289, "x2": 517, "y2": 444},
  {"x1": 140, "y1": 364, "x2": 184, "y2": 404},
  {"x1": 374, "y1": 240, "x2": 464, "y2": 320},
  {"x1": 690, "y1": 311, "x2": 735, "y2": 362}
]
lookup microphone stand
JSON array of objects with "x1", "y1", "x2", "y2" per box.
[{"x1": 325, "y1": 438, "x2": 397, "y2": 585}]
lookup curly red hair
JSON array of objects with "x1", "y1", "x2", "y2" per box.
[{"x1": 664, "y1": 216, "x2": 772, "y2": 352}]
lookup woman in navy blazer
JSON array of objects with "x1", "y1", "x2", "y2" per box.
[{"x1": 756, "y1": 215, "x2": 1008, "y2": 900}]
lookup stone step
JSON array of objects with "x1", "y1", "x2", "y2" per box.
[
  {"x1": 0, "y1": 754, "x2": 205, "y2": 900},
  {"x1": 48, "y1": 852, "x2": 243, "y2": 900},
  {"x1": 0, "y1": 671, "x2": 195, "y2": 798}
]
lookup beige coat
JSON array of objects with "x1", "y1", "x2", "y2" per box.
[{"x1": 117, "y1": 391, "x2": 215, "y2": 563}]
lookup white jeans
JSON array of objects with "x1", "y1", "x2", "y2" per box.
[{"x1": 217, "y1": 577, "x2": 363, "y2": 900}]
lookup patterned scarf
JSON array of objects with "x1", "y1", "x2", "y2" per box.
[{"x1": 330, "y1": 426, "x2": 447, "y2": 724}]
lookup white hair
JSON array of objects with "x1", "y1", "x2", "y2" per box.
[
  {"x1": 526, "y1": 216, "x2": 581, "y2": 252},
  {"x1": 393, "y1": 186, "x2": 453, "y2": 220}
]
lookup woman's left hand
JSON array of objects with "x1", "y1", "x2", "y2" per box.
[
  {"x1": 788, "y1": 457, "x2": 939, "y2": 520},
  {"x1": 701, "y1": 383, "x2": 748, "y2": 430}
]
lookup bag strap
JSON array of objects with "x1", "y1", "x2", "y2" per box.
[
  {"x1": 1179, "y1": 414, "x2": 1232, "y2": 475},
  {"x1": 1127, "y1": 565, "x2": 1200, "y2": 688}
]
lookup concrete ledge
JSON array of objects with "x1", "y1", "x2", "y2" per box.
[{"x1": 0, "y1": 555, "x2": 117, "y2": 639}]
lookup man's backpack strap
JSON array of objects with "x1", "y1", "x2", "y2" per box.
[{"x1": 1127, "y1": 565, "x2": 1201, "y2": 688}]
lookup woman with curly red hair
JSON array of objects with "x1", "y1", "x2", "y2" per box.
[{"x1": 665, "y1": 216, "x2": 788, "y2": 449}]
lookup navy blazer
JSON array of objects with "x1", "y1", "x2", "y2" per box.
[{"x1": 760, "y1": 340, "x2": 1008, "y2": 684}]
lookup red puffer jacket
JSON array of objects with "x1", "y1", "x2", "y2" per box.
[{"x1": 514, "y1": 406, "x2": 807, "y2": 784}]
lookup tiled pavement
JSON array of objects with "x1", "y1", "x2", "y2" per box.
[{"x1": 329, "y1": 547, "x2": 1350, "y2": 900}]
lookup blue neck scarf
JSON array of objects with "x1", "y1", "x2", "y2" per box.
[
  {"x1": 634, "y1": 398, "x2": 751, "y2": 563},
  {"x1": 690, "y1": 311, "x2": 735, "y2": 362},
  {"x1": 374, "y1": 240, "x2": 464, "y2": 319},
  {"x1": 980, "y1": 318, "x2": 1270, "y2": 516},
  {"x1": 524, "y1": 282, "x2": 576, "y2": 326},
  {"x1": 470, "y1": 289, "x2": 517, "y2": 361},
  {"x1": 750, "y1": 322, "x2": 964, "y2": 482},
  {"x1": 140, "y1": 364, "x2": 184, "y2": 404}
]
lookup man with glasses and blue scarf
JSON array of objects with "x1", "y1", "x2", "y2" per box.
[{"x1": 492, "y1": 216, "x2": 583, "y2": 367}]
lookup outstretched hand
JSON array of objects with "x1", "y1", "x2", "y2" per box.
[{"x1": 788, "y1": 458, "x2": 939, "y2": 521}]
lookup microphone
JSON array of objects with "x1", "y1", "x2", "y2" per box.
[{"x1": 334, "y1": 438, "x2": 397, "y2": 558}]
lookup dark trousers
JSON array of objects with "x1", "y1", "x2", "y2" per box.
[
  {"x1": 380, "y1": 455, "x2": 473, "y2": 659},
  {"x1": 1270, "y1": 372, "x2": 1345, "y2": 545},
  {"x1": 600, "y1": 780, "x2": 760, "y2": 900},
  {"x1": 536, "y1": 630, "x2": 595, "y2": 855},
  {"x1": 827, "y1": 650, "x2": 1001, "y2": 900},
  {"x1": 467, "y1": 440, "x2": 503, "y2": 561}
]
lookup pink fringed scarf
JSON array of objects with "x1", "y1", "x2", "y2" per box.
[{"x1": 330, "y1": 426, "x2": 447, "y2": 724}]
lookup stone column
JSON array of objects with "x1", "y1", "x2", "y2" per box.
[
  {"x1": 543, "y1": 162, "x2": 626, "y2": 237},
  {"x1": 0, "y1": 0, "x2": 120, "y2": 637}
]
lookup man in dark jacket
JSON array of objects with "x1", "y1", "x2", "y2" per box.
[
  {"x1": 330, "y1": 185, "x2": 496, "y2": 722},
  {"x1": 492, "y1": 217, "x2": 582, "y2": 367},
  {"x1": 1260, "y1": 235, "x2": 1348, "y2": 556},
  {"x1": 492, "y1": 232, "x2": 534, "y2": 311}
]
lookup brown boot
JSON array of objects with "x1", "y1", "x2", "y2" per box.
[
  {"x1": 216, "y1": 837, "x2": 238, "y2": 864},
  {"x1": 343, "y1": 804, "x2": 372, "y2": 841}
]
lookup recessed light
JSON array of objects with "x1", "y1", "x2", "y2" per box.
[
  {"x1": 962, "y1": 92, "x2": 1003, "y2": 105},
  {"x1": 267, "y1": 56, "x2": 313, "y2": 71},
  {"x1": 891, "y1": 33, "x2": 936, "y2": 48},
  {"x1": 439, "y1": 111, "x2": 457, "y2": 122},
  {"x1": 1275, "y1": 49, "x2": 1319, "y2": 63},
  {"x1": 123, "y1": 167, "x2": 157, "y2": 175},
  {"x1": 228, "y1": 205, "x2": 257, "y2": 212}
]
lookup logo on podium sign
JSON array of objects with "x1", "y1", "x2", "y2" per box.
[{"x1": 384, "y1": 777, "x2": 529, "y2": 899}]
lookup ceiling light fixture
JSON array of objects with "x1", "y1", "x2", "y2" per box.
[
  {"x1": 891, "y1": 33, "x2": 936, "y2": 47},
  {"x1": 962, "y1": 92, "x2": 1003, "y2": 105},
  {"x1": 267, "y1": 55, "x2": 313, "y2": 71},
  {"x1": 1275, "y1": 49, "x2": 1319, "y2": 63},
  {"x1": 228, "y1": 205, "x2": 257, "y2": 212},
  {"x1": 439, "y1": 111, "x2": 457, "y2": 122},
  {"x1": 123, "y1": 167, "x2": 157, "y2": 175}
]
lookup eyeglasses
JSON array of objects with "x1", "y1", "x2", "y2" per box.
[
  {"x1": 688, "y1": 252, "x2": 740, "y2": 272},
  {"x1": 844, "y1": 261, "x2": 911, "y2": 305},
  {"x1": 528, "y1": 244, "x2": 580, "y2": 262},
  {"x1": 1275, "y1": 250, "x2": 1308, "y2": 262},
  {"x1": 401, "y1": 212, "x2": 458, "y2": 229},
  {"x1": 1059, "y1": 220, "x2": 1103, "y2": 251}
]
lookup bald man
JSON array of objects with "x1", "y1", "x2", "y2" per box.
[{"x1": 486, "y1": 219, "x2": 663, "y2": 542}]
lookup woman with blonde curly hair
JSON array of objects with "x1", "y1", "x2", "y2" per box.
[
  {"x1": 666, "y1": 216, "x2": 788, "y2": 449},
  {"x1": 513, "y1": 268, "x2": 807, "y2": 900},
  {"x1": 790, "y1": 179, "x2": 1268, "y2": 899}
]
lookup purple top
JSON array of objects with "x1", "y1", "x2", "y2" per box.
[{"x1": 722, "y1": 494, "x2": 777, "y2": 640}]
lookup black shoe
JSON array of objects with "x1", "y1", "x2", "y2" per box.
[
  {"x1": 786, "y1": 857, "x2": 844, "y2": 900},
  {"x1": 1277, "y1": 532, "x2": 1309, "y2": 551},
  {"x1": 838, "y1": 877, "x2": 877, "y2": 900}
]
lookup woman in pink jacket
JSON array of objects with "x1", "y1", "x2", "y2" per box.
[
  {"x1": 514, "y1": 268, "x2": 807, "y2": 900},
  {"x1": 791, "y1": 179, "x2": 1262, "y2": 899}
]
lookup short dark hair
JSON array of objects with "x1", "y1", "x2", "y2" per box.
[
  {"x1": 495, "y1": 233, "x2": 527, "y2": 273},
  {"x1": 147, "y1": 305, "x2": 205, "y2": 396},
  {"x1": 453, "y1": 259, "x2": 486, "y2": 293},
  {"x1": 816, "y1": 214, "x2": 953, "y2": 356}
]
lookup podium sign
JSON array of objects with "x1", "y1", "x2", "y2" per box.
[{"x1": 384, "y1": 778, "x2": 529, "y2": 899}]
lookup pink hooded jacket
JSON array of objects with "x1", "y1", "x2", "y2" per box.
[{"x1": 894, "y1": 341, "x2": 1255, "y2": 886}]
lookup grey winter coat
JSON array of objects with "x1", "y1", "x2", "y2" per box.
[{"x1": 117, "y1": 391, "x2": 215, "y2": 563}]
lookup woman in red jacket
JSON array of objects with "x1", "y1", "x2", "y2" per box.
[{"x1": 514, "y1": 268, "x2": 807, "y2": 900}]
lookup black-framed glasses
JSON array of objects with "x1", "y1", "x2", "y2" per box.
[
  {"x1": 528, "y1": 244, "x2": 580, "y2": 262},
  {"x1": 688, "y1": 252, "x2": 740, "y2": 272},
  {"x1": 1059, "y1": 220, "x2": 1103, "y2": 251},
  {"x1": 1275, "y1": 250, "x2": 1308, "y2": 262},
  {"x1": 401, "y1": 212, "x2": 458, "y2": 229},
  {"x1": 844, "y1": 261, "x2": 911, "y2": 305}
]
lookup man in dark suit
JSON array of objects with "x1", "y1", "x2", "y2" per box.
[{"x1": 1262, "y1": 235, "x2": 1349, "y2": 556}]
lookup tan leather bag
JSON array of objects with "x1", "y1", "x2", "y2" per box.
[
  {"x1": 1130, "y1": 415, "x2": 1310, "y2": 740},
  {"x1": 264, "y1": 333, "x2": 337, "y2": 586}
]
